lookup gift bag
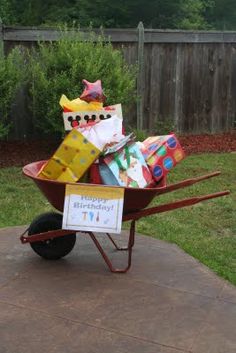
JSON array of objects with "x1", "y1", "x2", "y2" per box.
[
  {"x1": 140, "y1": 134, "x2": 185, "y2": 182},
  {"x1": 102, "y1": 143, "x2": 153, "y2": 188},
  {"x1": 89, "y1": 134, "x2": 134, "y2": 185},
  {"x1": 38, "y1": 129, "x2": 101, "y2": 183},
  {"x1": 78, "y1": 115, "x2": 124, "y2": 150}
]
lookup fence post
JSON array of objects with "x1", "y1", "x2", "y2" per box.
[
  {"x1": 0, "y1": 19, "x2": 3, "y2": 56},
  {"x1": 137, "y1": 21, "x2": 145, "y2": 130},
  {"x1": 174, "y1": 45, "x2": 182, "y2": 133}
]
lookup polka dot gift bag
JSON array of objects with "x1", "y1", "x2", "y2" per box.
[
  {"x1": 140, "y1": 134, "x2": 185, "y2": 182},
  {"x1": 37, "y1": 129, "x2": 101, "y2": 183}
]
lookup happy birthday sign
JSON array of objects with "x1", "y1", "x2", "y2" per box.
[{"x1": 62, "y1": 184, "x2": 124, "y2": 234}]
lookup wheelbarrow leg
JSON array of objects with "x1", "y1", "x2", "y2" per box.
[
  {"x1": 88, "y1": 220, "x2": 135, "y2": 273},
  {"x1": 106, "y1": 231, "x2": 135, "y2": 251}
]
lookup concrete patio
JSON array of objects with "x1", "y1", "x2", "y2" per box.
[{"x1": 0, "y1": 225, "x2": 235, "y2": 353}]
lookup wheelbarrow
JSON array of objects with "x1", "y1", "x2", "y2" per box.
[{"x1": 21, "y1": 160, "x2": 230, "y2": 273}]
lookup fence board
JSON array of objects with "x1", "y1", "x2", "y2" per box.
[{"x1": 1, "y1": 25, "x2": 236, "y2": 140}]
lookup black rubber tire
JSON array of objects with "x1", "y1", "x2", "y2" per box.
[{"x1": 28, "y1": 212, "x2": 76, "y2": 260}]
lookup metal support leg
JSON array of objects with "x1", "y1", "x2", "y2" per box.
[
  {"x1": 88, "y1": 221, "x2": 136, "y2": 273},
  {"x1": 106, "y1": 230, "x2": 135, "y2": 251}
]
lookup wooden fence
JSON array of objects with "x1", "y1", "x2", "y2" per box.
[{"x1": 1, "y1": 22, "x2": 236, "y2": 140}]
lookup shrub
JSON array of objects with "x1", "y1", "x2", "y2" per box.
[
  {"x1": 0, "y1": 47, "x2": 25, "y2": 139},
  {"x1": 27, "y1": 29, "x2": 137, "y2": 135},
  {"x1": 127, "y1": 127, "x2": 149, "y2": 142},
  {"x1": 155, "y1": 118, "x2": 175, "y2": 135}
]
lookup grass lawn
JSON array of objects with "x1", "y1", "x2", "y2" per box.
[{"x1": 0, "y1": 153, "x2": 235, "y2": 285}]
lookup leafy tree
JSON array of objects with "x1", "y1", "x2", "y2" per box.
[
  {"x1": 0, "y1": 0, "x2": 15, "y2": 24},
  {"x1": 205, "y1": 0, "x2": 236, "y2": 30},
  {"x1": 0, "y1": 0, "x2": 236, "y2": 32},
  {"x1": 44, "y1": 0, "x2": 212, "y2": 29},
  {"x1": 176, "y1": 0, "x2": 214, "y2": 29}
]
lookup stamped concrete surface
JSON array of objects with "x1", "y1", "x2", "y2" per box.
[{"x1": 0, "y1": 226, "x2": 235, "y2": 353}]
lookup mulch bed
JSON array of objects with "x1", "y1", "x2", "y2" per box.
[
  {"x1": 179, "y1": 132, "x2": 236, "y2": 154},
  {"x1": 0, "y1": 132, "x2": 235, "y2": 168}
]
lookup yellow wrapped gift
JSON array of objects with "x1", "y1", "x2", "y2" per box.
[{"x1": 38, "y1": 129, "x2": 101, "y2": 183}]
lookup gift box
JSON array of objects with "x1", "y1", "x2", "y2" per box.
[
  {"x1": 141, "y1": 134, "x2": 185, "y2": 182},
  {"x1": 60, "y1": 81, "x2": 123, "y2": 130},
  {"x1": 62, "y1": 104, "x2": 123, "y2": 130},
  {"x1": 101, "y1": 143, "x2": 154, "y2": 188},
  {"x1": 38, "y1": 129, "x2": 101, "y2": 183}
]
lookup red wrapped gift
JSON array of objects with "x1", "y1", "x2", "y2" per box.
[
  {"x1": 89, "y1": 163, "x2": 103, "y2": 184},
  {"x1": 141, "y1": 134, "x2": 185, "y2": 182}
]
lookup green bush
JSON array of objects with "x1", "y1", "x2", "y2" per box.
[
  {"x1": 127, "y1": 127, "x2": 149, "y2": 142},
  {"x1": 27, "y1": 29, "x2": 137, "y2": 135},
  {"x1": 0, "y1": 47, "x2": 25, "y2": 139},
  {"x1": 155, "y1": 118, "x2": 175, "y2": 135}
]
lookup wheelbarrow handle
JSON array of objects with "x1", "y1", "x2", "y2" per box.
[
  {"x1": 156, "y1": 171, "x2": 222, "y2": 196},
  {"x1": 123, "y1": 190, "x2": 230, "y2": 222}
]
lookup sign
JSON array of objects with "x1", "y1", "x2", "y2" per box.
[{"x1": 62, "y1": 184, "x2": 125, "y2": 234}]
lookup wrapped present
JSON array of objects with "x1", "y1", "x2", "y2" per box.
[
  {"x1": 99, "y1": 163, "x2": 120, "y2": 186},
  {"x1": 37, "y1": 129, "x2": 101, "y2": 183},
  {"x1": 89, "y1": 134, "x2": 134, "y2": 185},
  {"x1": 62, "y1": 103, "x2": 123, "y2": 130},
  {"x1": 60, "y1": 79, "x2": 123, "y2": 130},
  {"x1": 101, "y1": 142, "x2": 154, "y2": 188},
  {"x1": 89, "y1": 162, "x2": 103, "y2": 185},
  {"x1": 141, "y1": 134, "x2": 185, "y2": 182},
  {"x1": 103, "y1": 133, "x2": 133, "y2": 155}
]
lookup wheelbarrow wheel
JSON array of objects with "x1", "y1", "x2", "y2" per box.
[{"x1": 28, "y1": 212, "x2": 76, "y2": 260}]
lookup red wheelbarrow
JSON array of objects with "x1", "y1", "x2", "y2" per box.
[{"x1": 21, "y1": 160, "x2": 229, "y2": 273}]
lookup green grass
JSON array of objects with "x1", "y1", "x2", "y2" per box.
[
  {"x1": 136, "y1": 153, "x2": 236, "y2": 285},
  {"x1": 0, "y1": 168, "x2": 53, "y2": 227},
  {"x1": 0, "y1": 153, "x2": 235, "y2": 284}
]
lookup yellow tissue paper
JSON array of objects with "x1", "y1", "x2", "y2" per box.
[
  {"x1": 59, "y1": 94, "x2": 103, "y2": 112},
  {"x1": 38, "y1": 129, "x2": 101, "y2": 183}
]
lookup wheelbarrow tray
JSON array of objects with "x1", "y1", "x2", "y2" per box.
[
  {"x1": 22, "y1": 160, "x2": 230, "y2": 273},
  {"x1": 23, "y1": 160, "x2": 167, "y2": 214}
]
